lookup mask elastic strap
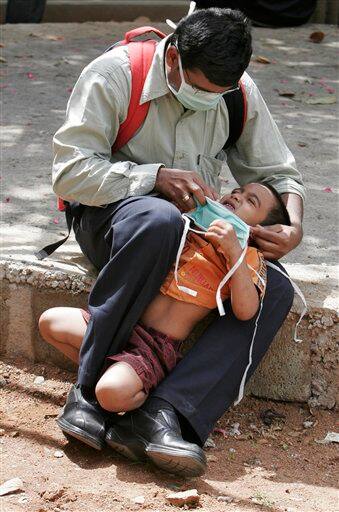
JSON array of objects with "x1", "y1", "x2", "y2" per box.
[
  {"x1": 266, "y1": 261, "x2": 307, "y2": 343},
  {"x1": 247, "y1": 263, "x2": 266, "y2": 290},
  {"x1": 234, "y1": 295, "x2": 265, "y2": 405},
  {"x1": 166, "y1": 1, "x2": 196, "y2": 29},
  {"x1": 174, "y1": 215, "x2": 197, "y2": 297},
  {"x1": 233, "y1": 263, "x2": 307, "y2": 407},
  {"x1": 216, "y1": 245, "x2": 248, "y2": 316}
]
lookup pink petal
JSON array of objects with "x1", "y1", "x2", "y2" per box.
[
  {"x1": 325, "y1": 87, "x2": 335, "y2": 94},
  {"x1": 53, "y1": 217, "x2": 59, "y2": 224},
  {"x1": 280, "y1": 79, "x2": 288, "y2": 84},
  {"x1": 323, "y1": 187, "x2": 333, "y2": 193},
  {"x1": 27, "y1": 72, "x2": 36, "y2": 80},
  {"x1": 213, "y1": 427, "x2": 228, "y2": 438}
]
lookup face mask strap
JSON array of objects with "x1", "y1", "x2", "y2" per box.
[
  {"x1": 176, "y1": 51, "x2": 186, "y2": 85},
  {"x1": 247, "y1": 263, "x2": 266, "y2": 290},
  {"x1": 233, "y1": 263, "x2": 308, "y2": 406},
  {"x1": 216, "y1": 244, "x2": 248, "y2": 316},
  {"x1": 174, "y1": 215, "x2": 198, "y2": 297},
  {"x1": 233, "y1": 297, "x2": 265, "y2": 405},
  {"x1": 266, "y1": 261, "x2": 307, "y2": 343}
]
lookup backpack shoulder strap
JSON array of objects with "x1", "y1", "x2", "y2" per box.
[
  {"x1": 112, "y1": 27, "x2": 166, "y2": 153},
  {"x1": 223, "y1": 81, "x2": 247, "y2": 151}
]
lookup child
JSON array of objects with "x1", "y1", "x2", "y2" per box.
[{"x1": 39, "y1": 182, "x2": 290, "y2": 414}]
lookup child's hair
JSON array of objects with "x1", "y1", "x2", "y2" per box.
[{"x1": 260, "y1": 183, "x2": 291, "y2": 226}]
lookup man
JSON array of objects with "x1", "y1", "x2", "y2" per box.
[{"x1": 53, "y1": 8, "x2": 304, "y2": 476}]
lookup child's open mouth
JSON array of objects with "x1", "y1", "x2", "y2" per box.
[{"x1": 223, "y1": 202, "x2": 236, "y2": 212}]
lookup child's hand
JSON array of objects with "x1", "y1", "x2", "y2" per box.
[{"x1": 205, "y1": 219, "x2": 242, "y2": 259}]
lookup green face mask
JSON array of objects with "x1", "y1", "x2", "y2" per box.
[{"x1": 185, "y1": 197, "x2": 250, "y2": 248}]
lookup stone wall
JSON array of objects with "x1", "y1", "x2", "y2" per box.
[{"x1": 1, "y1": 260, "x2": 337, "y2": 409}]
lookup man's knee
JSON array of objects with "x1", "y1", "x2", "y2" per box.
[
  {"x1": 126, "y1": 199, "x2": 183, "y2": 255},
  {"x1": 266, "y1": 264, "x2": 294, "y2": 311},
  {"x1": 139, "y1": 199, "x2": 183, "y2": 237},
  {"x1": 108, "y1": 198, "x2": 183, "y2": 255}
]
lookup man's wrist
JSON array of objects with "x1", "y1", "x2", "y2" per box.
[
  {"x1": 154, "y1": 164, "x2": 166, "y2": 191},
  {"x1": 291, "y1": 222, "x2": 303, "y2": 237}
]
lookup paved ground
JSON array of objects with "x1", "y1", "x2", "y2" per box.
[
  {"x1": 1, "y1": 356, "x2": 338, "y2": 512},
  {"x1": 1, "y1": 20, "x2": 338, "y2": 310}
]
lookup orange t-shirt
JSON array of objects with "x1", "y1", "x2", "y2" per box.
[{"x1": 160, "y1": 233, "x2": 266, "y2": 309}]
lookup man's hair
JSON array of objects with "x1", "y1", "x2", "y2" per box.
[
  {"x1": 171, "y1": 8, "x2": 252, "y2": 87},
  {"x1": 260, "y1": 183, "x2": 291, "y2": 226}
]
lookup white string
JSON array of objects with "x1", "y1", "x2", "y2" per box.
[
  {"x1": 234, "y1": 298, "x2": 264, "y2": 405},
  {"x1": 266, "y1": 261, "x2": 307, "y2": 343},
  {"x1": 166, "y1": 1, "x2": 196, "y2": 30},
  {"x1": 247, "y1": 262, "x2": 266, "y2": 289},
  {"x1": 216, "y1": 245, "x2": 248, "y2": 316},
  {"x1": 188, "y1": 1, "x2": 197, "y2": 15},
  {"x1": 174, "y1": 215, "x2": 198, "y2": 297},
  {"x1": 166, "y1": 19, "x2": 177, "y2": 29}
]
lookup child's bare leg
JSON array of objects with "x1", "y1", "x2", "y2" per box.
[
  {"x1": 38, "y1": 307, "x2": 87, "y2": 364},
  {"x1": 95, "y1": 362, "x2": 148, "y2": 413}
]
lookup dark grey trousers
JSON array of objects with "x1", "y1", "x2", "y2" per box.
[{"x1": 73, "y1": 196, "x2": 294, "y2": 444}]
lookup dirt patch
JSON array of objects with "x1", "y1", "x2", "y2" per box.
[{"x1": 0, "y1": 356, "x2": 337, "y2": 512}]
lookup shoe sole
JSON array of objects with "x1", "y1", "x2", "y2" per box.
[
  {"x1": 57, "y1": 417, "x2": 104, "y2": 451},
  {"x1": 146, "y1": 444, "x2": 206, "y2": 477},
  {"x1": 106, "y1": 427, "x2": 206, "y2": 477},
  {"x1": 105, "y1": 426, "x2": 147, "y2": 462}
]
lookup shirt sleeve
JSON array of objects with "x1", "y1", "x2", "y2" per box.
[
  {"x1": 52, "y1": 64, "x2": 163, "y2": 207},
  {"x1": 245, "y1": 247, "x2": 267, "y2": 299},
  {"x1": 227, "y1": 73, "x2": 306, "y2": 202}
]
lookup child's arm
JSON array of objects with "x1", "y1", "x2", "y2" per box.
[{"x1": 205, "y1": 220, "x2": 259, "y2": 321}]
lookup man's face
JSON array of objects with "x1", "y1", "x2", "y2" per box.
[
  {"x1": 165, "y1": 45, "x2": 234, "y2": 94},
  {"x1": 219, "y1": 183, "x2": 277, "y2": 226}
]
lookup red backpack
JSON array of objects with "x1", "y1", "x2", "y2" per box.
[
  {"x1": 37, "y1": 26, "x2": 247, "y2": 259},
  {"x1": 57, "y1": 26, "x2": 167, "y2": 212}
]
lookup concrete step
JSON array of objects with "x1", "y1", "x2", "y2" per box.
[
  {"x1": 1, "y1": 248, "x2": 337, "y2": 409},
  {"x1": 1, "y1": 0, "x2": 188, "y2": 24},
  {"x1": 1, "y1": 0, "x2": 337, "y2": 24}
]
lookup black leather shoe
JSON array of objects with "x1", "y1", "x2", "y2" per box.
[
  {"x1": 105, "y1": 408, "x2": 207, "y2": 477},
  {"x1": 57, "y1": 384, "x2": 106, "y2": 450}
]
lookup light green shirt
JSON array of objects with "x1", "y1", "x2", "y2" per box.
[{"x1": 52, "y1": 36, "x2": 305, "y2": 207}]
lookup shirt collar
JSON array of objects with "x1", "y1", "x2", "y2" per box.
[{"x1": 140, "y1": 35, "x2": 172, "y2": 105}]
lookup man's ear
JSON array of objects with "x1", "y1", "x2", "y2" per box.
[{"x1": 166, "y1": 46, "x2": 179, "y2": 70}]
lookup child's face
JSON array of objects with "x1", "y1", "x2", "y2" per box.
[{"x1": 219, "y1": 183, "x2": 276, "y2": 226}]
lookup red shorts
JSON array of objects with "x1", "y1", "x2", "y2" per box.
[{"x1": 81, "y1": 310, "x2": 182, "y2": 394}]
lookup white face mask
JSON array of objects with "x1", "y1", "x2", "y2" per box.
[{"x1": 165, "y1": 48, "x2": 223, "y2": 111}]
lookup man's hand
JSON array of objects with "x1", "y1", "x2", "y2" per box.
[
  {"x1": 154, "y1": 167, "x2": 218, "y2": 212},
  {"x1": 251, "y1": 223, "x2": 303, "y2": 260}
]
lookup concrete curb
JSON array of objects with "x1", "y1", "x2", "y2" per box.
[
  {"x1": 1, "y1": 0, "x2": 337, "y2": 24},
  {"x1": 1, "y1": 257, "x2": 337, "y2": 409},
  {"x1": 0, "y1": 0, "x2": 188, "y2": 24}
]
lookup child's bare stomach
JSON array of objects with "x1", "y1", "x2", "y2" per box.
[{"x1": 140, "y1": 293, "x2": 210, "y2": 341}]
